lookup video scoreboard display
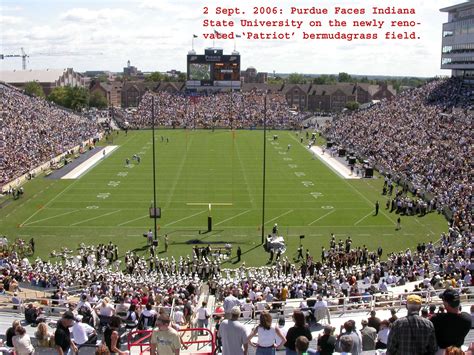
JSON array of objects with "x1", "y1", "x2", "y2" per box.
[{"x1": 187, "y1": 48, "x2": 241, "y2": 90}]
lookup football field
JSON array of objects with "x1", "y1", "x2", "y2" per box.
[{"x1": 0, "y1": 130, "x2": 447, "y2": 266}]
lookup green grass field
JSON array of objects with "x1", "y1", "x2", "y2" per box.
[{"x1": 0, "y1": 130, "x2": 448, "y2": 266}]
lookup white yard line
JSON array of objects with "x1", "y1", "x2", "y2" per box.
[
  {"x1": 20, "y1": 183, "x2": 79, "y2": 226},
  {"x1": 308, "y1": 209, "x2": 336, "y2": 226},
  {"x1": 62, "y1": 146, "x2": 118, "y2": 179},
  {"x1": 164, "y1": 136, "x2": 193, "y2": 209},
  {"x1": 23, "y1": 209, "x2": 80, "y2": 226},
  {"x1": 234, "y1": 137, "x2": 256, "y2": 209},
  {"x1": 215, "y1": 210, "x2": 251, "y2": 226},
  {"x1": 71, "y1": 209, "x2": 122, "y2": 226},
  {"x1": 117, "y1": 214, "x2": 149, "y2": 226},
  {"x1": 354, "y1": 211, "x2": 374, "y2": 226},
  {"x1": 265, "y1": 210, "x2": 294, "y2": 225},
  {"x1": 163, "y1": 210, "x2": 207, "y2": 227}
]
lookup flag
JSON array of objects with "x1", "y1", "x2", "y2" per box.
[
  {"x1": 236, "y1": 34, "x2": 241, "y2": 38},
  {"x1": 193, "y1": 34, "x2": 198, "y2": 38}
]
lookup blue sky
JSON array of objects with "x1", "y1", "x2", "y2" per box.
[{"x1": 0, "y1": 0, "x2": 460, "y2": 76}]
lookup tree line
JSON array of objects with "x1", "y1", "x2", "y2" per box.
[{"x1": 24, "y1": 82, "x2": 107, "y2": 111}]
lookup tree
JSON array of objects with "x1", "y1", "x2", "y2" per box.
[
  {"x1": 89, "y1": 91, "x2": 108, "y2": 109},
  {"x1": 313, "y1": 75, "x2": 337, "y2": 85},
  {"x1": 24, "y1": 81, "x2": 45, "y2": 98},
  {"x1": 65, "y1": 86, "x2": 89, "y2": 111},
  {"x1": 345, "y1": 101, "x2": 360, "y2": 111},
  {"x1": 145, "y1": 72, "x2": 164, "y2": 82},
  {"x1": 97, "y1": 74, "x2": 108, "y2": 82},
  {"x1": 287, "y1": 73, "x2": 306, "y2": 84},
  {"x1": 267, "y1": 77, "x2": 284, "y2": 85},
  {"x1": 177, "y1": 72, "x2": 187, "y2": 82},
  {"x1": 48, "y1": 86, "x2": 89, "y2": 111},
  {"x1": 48, "y1": 86, "x2": 68, "y2": 107},
  {"x1": 338, "y1": 72, "x2": 353, "y2": 82}
]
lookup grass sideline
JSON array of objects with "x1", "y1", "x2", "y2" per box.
[{"x1": 0, "y1": 130, "x2": 448, "y2": 267}]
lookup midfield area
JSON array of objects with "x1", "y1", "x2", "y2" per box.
[{"x1": 0, "y1": 130, "x2": 446, "y2": 265}]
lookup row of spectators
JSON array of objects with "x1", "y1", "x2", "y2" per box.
[
  {"x1": 123, "y1": 91, "x2": 307, "y2": 129},
  {"x1": 0, "y1": 84, "x2": 100, "y2": 186}
]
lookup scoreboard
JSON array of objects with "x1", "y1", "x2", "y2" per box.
[{"x1": 186, "y1": 48, "x2": 241, "y2": 91}]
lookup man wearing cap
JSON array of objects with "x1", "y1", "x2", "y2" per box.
[
  {"x1": 430, "y1": 288, "x2": 471, "y2": 354},
  {"x1": 150, "y1": 314, "x2": 181, "y2": 355},
  {"x1": 218, "y1": 306, "x2": 248, "y2": 355},
  {"x1": 55, "y1": 311, "x2": 78, "y2": 355},
  {"x1": 387, "y1": 294, "x2": 437, "y2": 355}
]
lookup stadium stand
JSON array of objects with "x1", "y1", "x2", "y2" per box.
[{"x1": 0, "y1": 84, "x2": 100, "y2": 187}]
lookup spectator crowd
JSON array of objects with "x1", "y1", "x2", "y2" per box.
[
  {"x1": 324, "y1": 78, "x2": 472, "y2": 232},
  {"x1": 123, "y1": 90, "x2": 307, "y2": 129},
  {"x1": 1, "y1": 84, "x2": 100, "y2": 187}
]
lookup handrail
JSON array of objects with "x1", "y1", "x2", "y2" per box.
[
  {"x1": 127, "y1": 327, "x2": 215, "y2": 354},
  {"x1": 211, "y1": 286, "x2": 474, "y2": 320}
]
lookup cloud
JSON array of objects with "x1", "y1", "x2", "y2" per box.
[
  {"x1": 60, "y1": 8, "x2": 130, "y2": 23},
  {"x1": 0, "y1": 5, "x2": 22, "y2": 12},
  {"x1": 0, "y1": 15, "x2": 23, "y2": 25}
]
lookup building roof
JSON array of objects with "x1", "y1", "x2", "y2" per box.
[
  {"x1": 440, "y1": 1, "x2": 474, "y2": 13},
  {"x1": 283, "y1": 84, "x2": 312, "y2": 94},
  {"x1": 0, "y1": 68, "x2": 74, "y2": 84}
]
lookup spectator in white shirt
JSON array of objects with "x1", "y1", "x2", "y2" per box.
[
  {"x1": 72, "y1": 315, "x2": 97, "y2": 346},
  {"x1": 196, "y1": 301, "x2": 210, "y2": 335}
]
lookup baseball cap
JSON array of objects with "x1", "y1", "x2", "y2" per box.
[
  {"x1": 440, "y1": 288, "x2": 460, "y2": 307},
  {"x1": 406, "y1": 294, "x2": 422, "y2": 305},
  {"x1": 231, "y1": 306, "x2": 241, "y2": 316}
]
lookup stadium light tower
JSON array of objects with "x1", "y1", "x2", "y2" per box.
[
  {"x1": 151, "y1": 96, "x2": 159, "y2": 242},
  {"x1": 261, "y1": 93, "x2": 267, "y2": 244}
]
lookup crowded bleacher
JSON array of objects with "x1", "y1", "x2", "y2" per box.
[
  {"x1": 324, "y1": 78, "x2": 472, "y2": 232},
  {"x1": 0, "y1": 84, "x2": 100, "y2": 186},
  {"x1": 124, "y1": 91, "x2": 307, "y2": 129}
]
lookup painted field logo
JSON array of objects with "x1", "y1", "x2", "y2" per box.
[
  {"x1": 311, "y1": 192, "x2": 323, "y2": 199},
  {"x1": 117, "y1": 172, "x2": 128, "y2": 177},
  {"x1": 108, "y1": 181, "x2": 120, "y2": 187},
  {"x1": 97, "y1": 193, "x2": 110, "y2": 199},
  {"x1": 295, "y1": 172, "x2": 306, "y2": 177},
  {"x1": 302, "y1": 181, "x2": 314, "y2": 187}
]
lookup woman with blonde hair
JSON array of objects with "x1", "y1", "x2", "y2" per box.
[
  {"x1": 248, "y1": 311, "x2": 286, "y2": 355},
  {"x1": 35, "y1": 322, "x2": 53, "y2": 347}
]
